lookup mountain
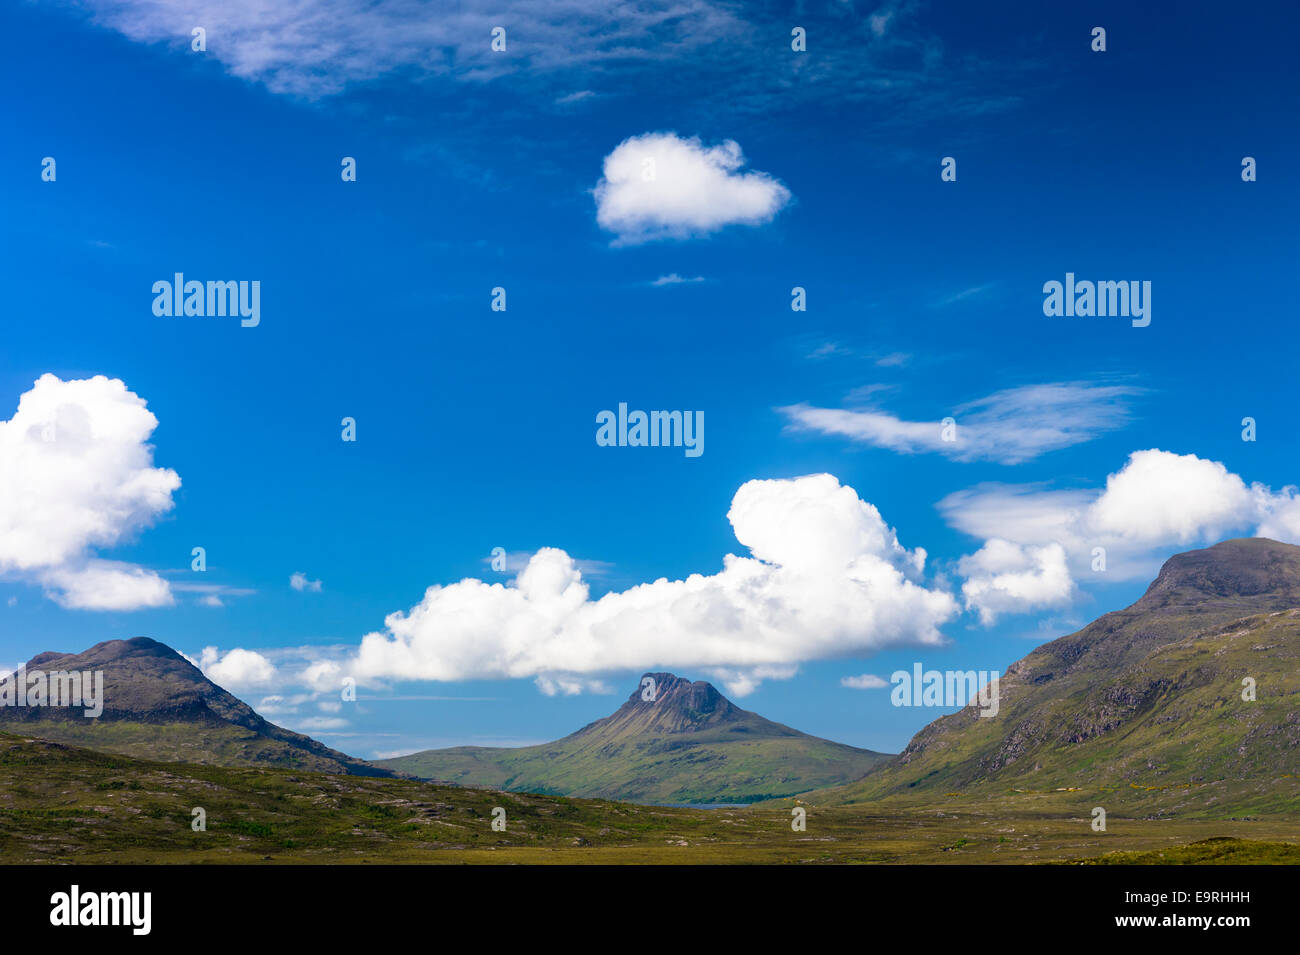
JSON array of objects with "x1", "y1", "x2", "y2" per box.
[
  {"x1": 376, "y1": 672, "x2": 888, "y2": 803},
  {"x1": 0, "y1": 637, "x2": 391, "y2": 776},
  {"x1": 815, "y1": 538, "x2": 1300, "y2": 806}
]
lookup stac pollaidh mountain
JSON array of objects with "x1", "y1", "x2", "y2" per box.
[
  {"x1": 0, "y1": 637, "x2": 391, "y2": 776},
  {"x1": 377, "y1": 672, "x2": 888, "y2": 803}
]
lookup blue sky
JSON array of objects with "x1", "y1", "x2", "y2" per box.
[{"x1": 2, "y1": 0, "x2": 1298, "y2": 757}]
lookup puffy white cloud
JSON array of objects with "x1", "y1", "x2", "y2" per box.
[
  {"x1": 300, "y1": 659, "x2": 345, "y2": 693},
  {"x1": 0, "y1": 374, "x2": 179, "y2": 610},
  {"x1": 945, "y1": 450, "x2": 1283, "y2": 564},
  {"x1": 727, "y1": 473, "x2": 927, "y2": 577},
  {"x1": 340, "y1": 474, "x2": 955, "y2": 696},
  {"x1": 594, "y1": 133, "x2": 791, "y2": 244},
  {"x1": 197, "y1": 647, "x2": 279, "y2": 691},
  {"x1": 1253, "y1": 486, "x2": 1300, "y2": 543},
  {"x1": 43, "y1": 560, "x2": 174, "y2": 611},
  {"x1": 946, "y1": 449, "x2": 1300, "y2": 617},
  {"x1": 957, "y1": 540, "x2": 1074, "y2": 625},
  {"x1": 780, "y1": 382, "x2": 1140, "y2": 464},
  {"x1": 1087, "y1": 450, "x2": 1255, "y2": 544}
]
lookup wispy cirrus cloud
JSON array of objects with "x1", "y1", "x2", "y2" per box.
[
  {"x1": 171, "y1": 581, "x2": 258, "y2": 608},
  {"x1": 874, "y1": 351, "x2": 911, "y2": 367},
  {"x1": 480, "y1": 550, "x2": 614, "y2": 579},
  {"x1": 58, "y1": 0, "x2": 1043, "y2": 131},
  {"x1": 841, "y1": 673, "x2": 888, "y2": 689},
  {"x1": 651, "y1": 273, "x2": 706, "y2": 286},
  {"x1": 555, "y1": 89, "x2": 597, "y2": 106},
  {"x1": 780, "y1": 381, "x2": 1142, "y2": 464},
  {"x1": 933, "y1": 282, "x2": 997, "y2": 308},
  {"x1": 64, "y1": 0, "x2": 752, "y2": 98},
  {"x1": 805, "y1": 342, "x2": 911, "y2": 366}
]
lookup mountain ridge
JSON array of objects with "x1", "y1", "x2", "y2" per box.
[
  {"x1": 809, "y1": 537, "x2": 1300, "y2": 807},
  {"x1": 0, "y1": 636, "x2": 392, "y2": 776},
  {"x1": 378, "y1": 670, "x2": 887, "y2": 803}
]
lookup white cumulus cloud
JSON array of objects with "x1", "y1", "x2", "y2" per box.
[
  {"x1": 957, "y1": 540, "x2": 1075, "y2": 625},
  {"x1": 0, "y1": 374, "x2": 179, "y2": 610},
  {"x1": 196, "y1": 646, "x2": 279, "y2": 691},
  {"x1": 946, "y1": 449, "x2": 1300, "y2": 617},
  {"x1": 594, "y1": 133, "x2": 791, "y2": 244},
  {"x1": 335, "y1": 474, "x2": 954, "y2": 696},
  {"x1": 43, "y1": 560, "x2": 175, "y2": 611},
  {"x1": 1087, "y1": 450, "x2": 1255, "y2": 544}
]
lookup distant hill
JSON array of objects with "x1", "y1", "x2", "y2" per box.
[
  {"x1": 376, "y1": 671, "x2": 888, "y2": 803},
  {"x1": 0, "y1": 637, "x2": 391, "y2": 776},
  {"x1": 813, "y1": 538, "x2": 1300, "y2": 807}
]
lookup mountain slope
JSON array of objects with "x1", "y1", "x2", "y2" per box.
[
  {"x1": 814, "y1": 538, "x2": 1300, "y2": 806},
  {"x1": 0, "y1": 637, "x2": 391, "y2": 776},
  {"x1": 377, "y1": 672, "x2": 888, "y2": 803}
]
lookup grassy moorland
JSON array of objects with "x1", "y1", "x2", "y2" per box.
[{"x1": 3, "y1": 733, "x2": 1298, "y2": 864}]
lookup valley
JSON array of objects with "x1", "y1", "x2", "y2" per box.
[
  {"x1": 4, "y1": 538, "x2": 1300, "y2": 865},
  {"x1": 2, "y1": 732, "x2": 1297, "y2": 864}
]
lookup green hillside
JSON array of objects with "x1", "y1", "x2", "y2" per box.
[
  {"x1": 378, "y1": 672, "x2": 888, "y2": 803},
  {"x1": 810, "y1": 538, "x2": 1300, "y2": 808}
]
